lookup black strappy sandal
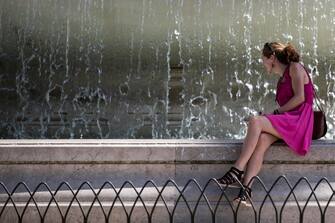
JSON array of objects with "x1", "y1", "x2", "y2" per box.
[
  {"x1": 233, "y1": 185, "x2": 252, "y2": 207},
  {"x1": 216, "y1": 167, "x2": 244, "y2": 188}
]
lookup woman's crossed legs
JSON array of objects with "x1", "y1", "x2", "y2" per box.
[{"x1": 235, "y1": 115, "x2": 282, "y2": 186}]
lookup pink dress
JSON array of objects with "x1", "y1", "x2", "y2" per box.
[{"x1": 264, "y1": 64, "x2": 314, "y2": 156}]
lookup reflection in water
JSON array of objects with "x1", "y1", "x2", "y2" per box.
[{"x1": 0, "y1": 0, "x2": 334, "y2": 139}]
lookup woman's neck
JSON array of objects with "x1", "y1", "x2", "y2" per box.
[{"x1": 274, "y1": 62, "x2": 289, "y2": 77}]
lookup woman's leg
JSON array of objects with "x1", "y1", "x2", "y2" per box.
[
  {"x1": 216, "y1": 115, "x2": 281, "y2": 187},
  {"x1": 234, "y1": 115, "x2": 282, "y2": 171},
  {"x1": 242, "y1": 133, "x2": 278, "y2": 186}
]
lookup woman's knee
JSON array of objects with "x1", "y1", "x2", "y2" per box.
[
  {"x1": 248, "y1": 116, "x2": 262, "y2": 127},
  {"x1": 255, "y1": 133, "x2": 276, "y2": 153}
]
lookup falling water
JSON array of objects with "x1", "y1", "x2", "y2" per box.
[{"x1": 0, "y1": 0, "x2": 334, "y2": 139}]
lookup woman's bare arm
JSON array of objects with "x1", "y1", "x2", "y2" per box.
[{"x1": 277, "y1": 63, "x2": 305, "y2": 113}]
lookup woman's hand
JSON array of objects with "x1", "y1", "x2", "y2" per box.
[
  {"x1": 273, "y1": 109, "x2": 280, "y2": 114},
  {"x1": 244, "y1": 111, "x2": 264, "y2": 122}
]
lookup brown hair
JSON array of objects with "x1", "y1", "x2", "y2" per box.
[{"x1": 262, "y1": 42, "x2": 300, "y2": 65}]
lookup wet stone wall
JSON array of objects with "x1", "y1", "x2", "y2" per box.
[{"x1": 0, "y1": 0, "x2": 334, "y2": 139}]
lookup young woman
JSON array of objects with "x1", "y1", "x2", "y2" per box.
[{"x1": 216, "y1": 42, "x2": 314, "y2": 205}]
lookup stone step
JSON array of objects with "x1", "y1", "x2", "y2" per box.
[{"x1": 1, "y1": 182, "x2": 333, "y2": 205}]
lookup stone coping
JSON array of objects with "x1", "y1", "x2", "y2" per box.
[
  {"x1": 1, "y1": 139, "x2": 246, "y2": 145},
  {"x1": 0, "y1": 139, "x2": 334, "y2": 145},
  {"x1": 0, "y1": 139, "x2": 334, "y2": 164}
]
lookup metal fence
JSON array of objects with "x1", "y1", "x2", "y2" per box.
[{"x1": 0, "y1": 176, "x2": 334, "y2": 223}]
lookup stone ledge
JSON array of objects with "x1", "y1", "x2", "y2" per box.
[{"x1": 0, "y1": 139, "x2": 334, "y2": 164}]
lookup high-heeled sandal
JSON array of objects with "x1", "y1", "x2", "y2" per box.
[
  {"x1": 233, "y1": 185, "x2": 252, "y2": 207},
  {"x1": 216, "y1": 167, "x2": 244, "y2": 188}
]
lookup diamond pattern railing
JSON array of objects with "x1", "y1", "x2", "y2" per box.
[{"x1": 0, "y1": 176, "x2": 334, "y2": 222}]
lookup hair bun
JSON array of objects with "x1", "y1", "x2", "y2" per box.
[{"x1": 283, "y1": 43, "x2": 300, "y2": 63}]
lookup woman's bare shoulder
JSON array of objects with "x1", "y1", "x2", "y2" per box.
[
  {"x1": 289, "y1": 62, "x2": 310, "y2": 86},
  {"x1": 289, "y1": 62, "x2": 305, "y2": 77}
]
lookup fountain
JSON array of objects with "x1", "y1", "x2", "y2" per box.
[
  {"x1": 1, "y1": 2, "x2": 335, "y2": 222},
  {"x1": 0, "y1": 0, "x2": 333, "y2": 139}
]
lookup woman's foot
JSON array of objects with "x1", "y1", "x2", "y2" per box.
[
  {"x1": 233, "y1": 185, "x2": 252, "y2": 207},
  {"x1": 216, "y1": 167, "x2": 244, "y2": 188}
]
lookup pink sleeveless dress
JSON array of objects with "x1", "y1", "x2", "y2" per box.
[{"x1": 264, "y1": 64, "x2": 314, "y2": 156}]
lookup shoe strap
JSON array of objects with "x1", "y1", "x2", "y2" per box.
[
  {"x1": 230, "y1": 167, "x2": 244, "y2": 179},
  {"x1": 242, "y1": 185, "x2": 252, "y2": 197}
]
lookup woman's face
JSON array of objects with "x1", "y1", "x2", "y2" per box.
[{"x1": 262, "y1": 54, "x2": 274, "y2": 74}]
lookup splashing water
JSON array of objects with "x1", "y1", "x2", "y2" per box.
[{"x1": 0, "y1": 0, "x2": 334, "y2": 139}]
